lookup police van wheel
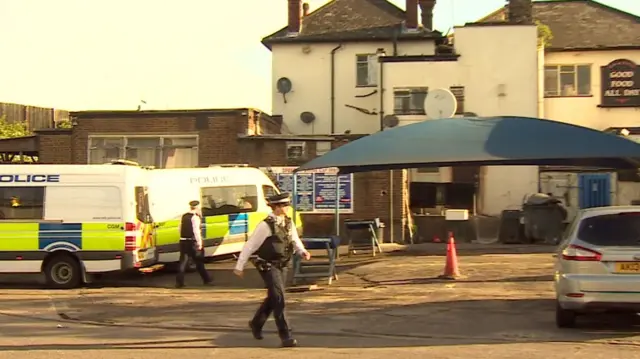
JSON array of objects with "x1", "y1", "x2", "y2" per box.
[{"x1": 44, "y1": 254, "x2": 82, "y2": 289}]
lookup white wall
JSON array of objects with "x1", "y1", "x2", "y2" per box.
[
  {"x1": 544, "y1": 50, "x2": 640, "y2": 129},
  {"x1": 271, "y1": 41, "x2": 436, "y2": 135},
  {"x1": 381, "y1": 24, "x2": 540, "y2": 216}
]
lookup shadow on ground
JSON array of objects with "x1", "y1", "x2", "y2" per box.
[{"x1": 1, "y1": 296, "x2": 640, "y2": 349}]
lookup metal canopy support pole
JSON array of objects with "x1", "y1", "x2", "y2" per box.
[
  {"x1": 389, "y1": 169, "x2": 393, "y2": 244},
  {"x1": 335, "y1": 172, "x2": 340, "y2": 236},
  {"x1": 292, "y1": 173, "x2": 298, "y2": 226}
]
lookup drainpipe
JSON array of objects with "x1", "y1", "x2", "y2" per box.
[{"x1": 330, "y1": 44, "x2": 343, "y2": 134}]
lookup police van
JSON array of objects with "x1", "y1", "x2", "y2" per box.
[
  {"x1": 149, "y1": 164, "x2": 302, "y2": 265},
  {"x1": 0, "y1": 162, "x2": 157, "y2": 288}
]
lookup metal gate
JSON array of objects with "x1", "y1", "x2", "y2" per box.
[{"x1": 578, "y1": 173, "x2": 611, "y2": 209}]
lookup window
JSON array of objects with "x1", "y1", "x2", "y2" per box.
[
  {"x1": 394, "y1": 87, "x2": 429, "y2": 115},
  {"x1": 577, "y1": 213, "x2": 640, "y2": 247},
  {"x1": 88, "y1": 136, "x2": 198, "y2": 168},
  {"x1": 162, "y1": 137, "x2": 198, "y2": 168},
  {"x1": 127, "y1": 138, "x2": 159, "y2": 168},
  {"x1": 0, "y1": 187, "x2": 44, "y2": 220},
  {"x1": 450, "y1": 86, "x2": 465, "y2": 114},
  {"x1": 200, "y1": 185, "x2": 259, "y2": 216},
  {"x1": 417, "y1": 167, "x2": 439, "y2": 174},
  {"x1": 89, "y1": 138, "x2": 123, "y2": 164},
  {"x1": 544, "y1": 65, "x2": 592, "y2": 97},
  {"x1": 286, "y1": 142, "x2": 306, "y2": 161},
  {"x1": 356, "y1": 54, "x2": 378, "y2": 87}
]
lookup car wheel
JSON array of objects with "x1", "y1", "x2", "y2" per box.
[{"x1": 555, "y1": 301, "x2": 577, "y2": 328}]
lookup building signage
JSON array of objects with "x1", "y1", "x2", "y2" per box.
[
  {"x1": 600, "y1": 59, "x2": 640, "y2": 108},
  {"x1": 260, "y1": 166, "x2": 354, "y2": 214}
]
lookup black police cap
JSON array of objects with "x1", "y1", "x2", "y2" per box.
[
  {"x1": 266, "y1": 193, "x2": 291, "y2": 205},
  {"x1": 189, "y1": 200, "x2": 200, "y2": 207}
]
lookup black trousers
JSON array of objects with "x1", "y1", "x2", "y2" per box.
[
  {"x1": 251, "y1": 265, "x2": 291, "y2": 340},
  {"x1": 176, "y1": 239, "x2": 211, "y2": 285}
]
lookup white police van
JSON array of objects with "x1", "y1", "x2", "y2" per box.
[{"x1": 0, "y1": 161, "x2": 157, "y2": 288}]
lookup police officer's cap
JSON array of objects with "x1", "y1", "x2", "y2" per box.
[
  {"x1": 189, "y1": 200, "x2": 200, "y2": 207},
  {"x1": 266, "y1": 193, "x2": 291, "y2": 206}
]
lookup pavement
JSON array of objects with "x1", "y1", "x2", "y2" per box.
[{"x1": 1, "y1": 243, "x2": 640, "y2": 358}]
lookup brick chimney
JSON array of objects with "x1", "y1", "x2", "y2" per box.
[
  {"x1": 405, "y1": 0, "x2": 418, "y2": 30},
  {"x1": 418, "y1": 0, "x2": 436, "y2": 30},
  {"x1": 288, "y1": 0, "x2": 302, "y2": 34},
  {"x1": 507, "y1": 0, "x2": 533, "y2": 24}
]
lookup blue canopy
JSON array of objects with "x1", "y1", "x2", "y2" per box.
[{"x1": 296, "y1": 116, "x2": 640, "y2": 174}]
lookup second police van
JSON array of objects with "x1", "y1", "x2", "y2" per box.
[
  {"x1": 148, "y1": 164, "x2": 303, "y2": 266},
  {"x1": 0, "y1": 161, "x2": 157, "y2": 288}
]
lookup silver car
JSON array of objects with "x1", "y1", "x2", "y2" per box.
[{"x1": 554, "y1": 205, "x2": 640, "y2": 328}]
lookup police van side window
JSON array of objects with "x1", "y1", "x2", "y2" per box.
[
  {"x1": 0, "y1": 187, "x2": 45, "y2": 220},
  {"x1": 200, "y1": 185, "x2": 258, "y2": 216}
]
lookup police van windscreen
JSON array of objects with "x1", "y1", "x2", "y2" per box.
[
  {"x1": 578, "y1": 212, "x2": 640, "y2": 247},
  {"x1": 135, "y1": 186, "x2": 152, "y2": 223}
]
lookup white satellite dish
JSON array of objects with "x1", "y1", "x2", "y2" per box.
[{"x1": 424, "y1": 88, "x2": 457, "y2": 119}]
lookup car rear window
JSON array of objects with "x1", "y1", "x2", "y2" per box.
[{"x1": 578, "y1": 213, "x2": 640, "y2": 246}]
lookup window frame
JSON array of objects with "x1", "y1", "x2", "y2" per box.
[
  {"x1": 199, "y1": 185, "x2": 259, "y2": 216},
  {"x1": 544, "y1": 64, "x2": 592, "y2": 97},
  {"x1": 87, "y1": 134, "x2": 199, "y2": 168},
  {"x1": 393, "y1": 87, "x2": 429, "y2": 115},
  {"x1": 0, "y1": 186, "x2": 46, "y2": 221},
  {"x1": 356, "y1": 54, "x2": 378, "y2": 87}
]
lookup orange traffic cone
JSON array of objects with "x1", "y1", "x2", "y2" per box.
[{"x1": 439, "y1": 232, "x2": 461, "y2": 280}]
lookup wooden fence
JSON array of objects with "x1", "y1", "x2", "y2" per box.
[{"x1": 0, "y1": 102, "x2": 69, "y2": 131}]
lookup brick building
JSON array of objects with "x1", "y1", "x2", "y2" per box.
[{"x1": 4, "y1": 108, "x2": 408, "y2": 242}]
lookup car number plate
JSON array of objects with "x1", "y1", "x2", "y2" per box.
[{"x1": 615, "y1": 262, "x2": 640, "y2": 273}]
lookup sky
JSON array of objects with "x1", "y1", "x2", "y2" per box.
[{"x1": 0, "y1": 0, "x2": 638, "y2": 113}]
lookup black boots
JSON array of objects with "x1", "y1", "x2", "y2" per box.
[
  {"x1": 249, "y1": 321, "x2": 263, "y2": 340},
  {"x1": 281, "y1": 338, "x2": 298, "y2": 347}
]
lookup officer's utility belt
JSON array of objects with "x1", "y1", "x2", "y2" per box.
[{"x1": 250, "y1": 257, "x2": 289, "y2": 271}]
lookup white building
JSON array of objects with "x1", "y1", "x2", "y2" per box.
[
  {"x1": 480, "y1": 0, "x2": 640, "y2": 218},
  {"x1": 262, "y1": 0, "x2": 543, "y2": 216}
]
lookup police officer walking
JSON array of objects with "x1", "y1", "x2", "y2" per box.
[
  {"x1": 233, "y1": 193, "x2": 311, "y2": 348},
  {"x1": 176, "y1": 200, "x2": 212, "y2": 288}
]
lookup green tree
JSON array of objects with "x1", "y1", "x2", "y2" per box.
[
  {"x1": 55, "y1": 119, "x2": 73, "y2": 129},
  {"x1": 536, "y1": 21, "x2": 553, "y2": 48},
  {"x1": 0, "y1": 115, "x2": 31, "y2": 139}
]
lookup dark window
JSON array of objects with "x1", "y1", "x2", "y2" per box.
[
  {"x1": 134, "y1": 186, "x2": 152, "y2": 223},
  {"x1": 544, "y1": 64, "x2": 592, "y2": 97},
  {"x1": 450, "y1": 86, "x2": 465, "y2": 114},
  {"x1": 578, "y1": 213, "x2": 640, "y2": 246},
  {"x1": 394, "y1": 87, "x2": 428, "y2": 115},
  {"x1": 200, "y1": 185, "x2": 259, "y2": 216},
  {"x1": 356, "y1": 54, "x2": 377, "y2": 87},
  {"x1": 0, "y1": 187, "x2": 45, "y2": 220}
]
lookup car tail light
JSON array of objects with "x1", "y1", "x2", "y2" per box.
[
  {"x1": 125, "y1": 222, "x2": 137, "y2": 231},
  {"x1": 562, "y1": 244, "x2": 602, "y2": 261}
]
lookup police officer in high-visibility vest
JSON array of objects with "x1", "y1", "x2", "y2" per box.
[
  {"x1": 234, "y1": 192, "x2": 311, "y2": 348},
  {"x1": 176, "y1": 200, "x2": 212, "y2": 288}
]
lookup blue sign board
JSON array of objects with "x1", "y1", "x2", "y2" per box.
[{"x1": 263, "y1": 167, "x2": 354, "y2": 214}]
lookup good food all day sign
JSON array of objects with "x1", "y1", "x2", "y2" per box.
[{"x1": 600, "y1": 58, "x2": 640, "y2": 108}]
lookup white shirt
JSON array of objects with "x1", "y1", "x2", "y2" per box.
[
  {"x1": 235, "y1": 213, "x2": 308, "y2": 272},
  {"x1": 181, "y1": 210, "x2": 203, "y2": 248}
]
